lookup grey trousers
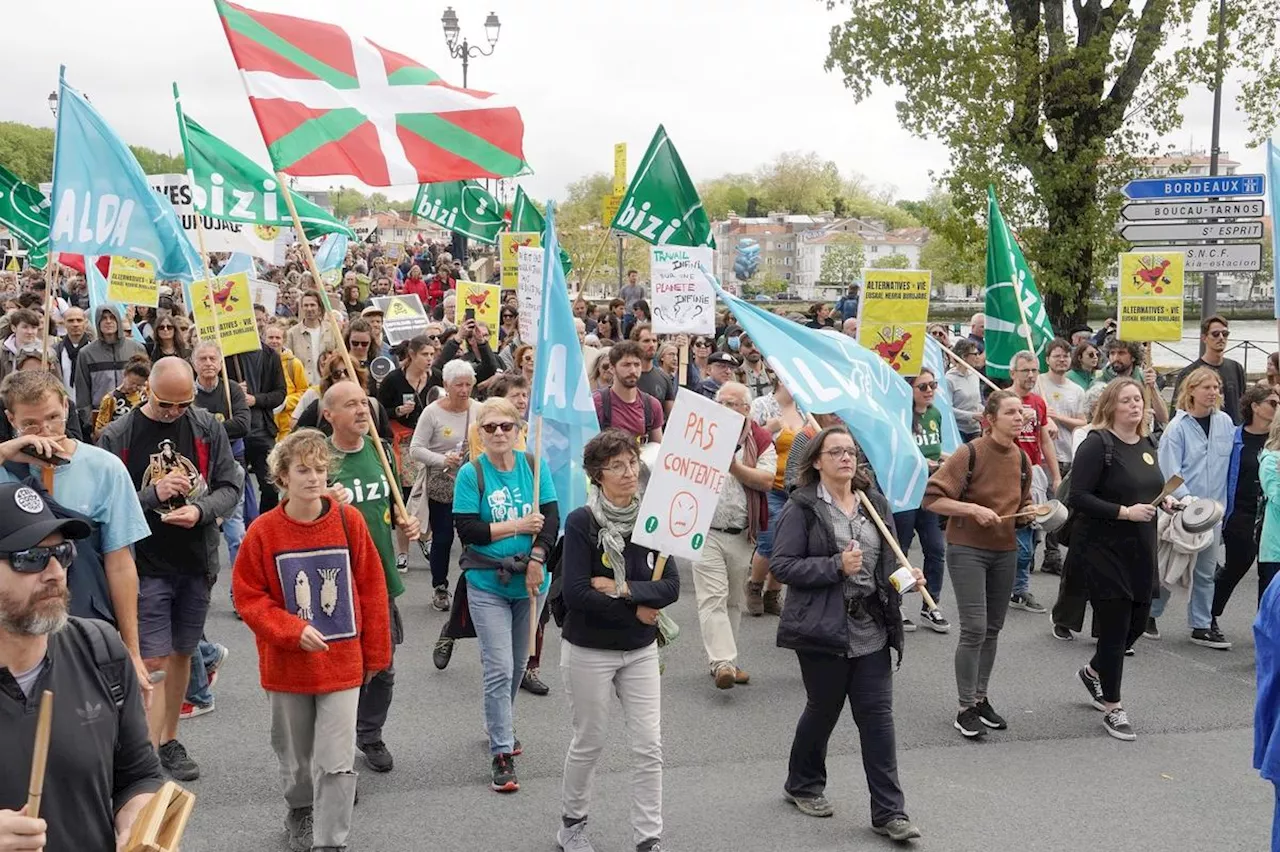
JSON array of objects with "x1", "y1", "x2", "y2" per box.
[
  {"x1": 270, "y1": 687, "x2": 360, "y2": 849},
  {"x1": 947, "y1": 544, "x2": 1016, "y2": 708}
]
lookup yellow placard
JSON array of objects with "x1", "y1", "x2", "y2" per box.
[
  {"x1": 499, "y1": 232, "x2": 540, "y2": 290},
  {"x1": 190, "y1": 272, "x2": 259, "y2": 356},
  {"x1": 106, "y1": 256, "x2": 158, "y2": 308},
  {"x1": 856, "y1": 269, "x2": 932, "y2": 375},
  {"x1": 602, "y1": 193, "x2": 623, "y2": 229},
  {"x1": 1118, "y1": 251, "x2": 1184, "y2": 342},
  {"x1": 456, "y1": 281, "x2": 501, "y2": 349},
  {"x1": 613, "y1": 143, "x2": 627, "y2": 195}
]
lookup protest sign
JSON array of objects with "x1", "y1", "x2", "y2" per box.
[
  {"x1": 499, "y1": 231, "x2": 539, "y2": 289},
  {"x1": 516, "y1": 246, "x2": 544, "y2": 342},
  {"x1": 632, "y1": 389, "x2": 744, "y2": 562},
  {"x1": 857, "y1": 269, "x2": 931, "y2": 375},
  {"x1": 190, "y1": 272, "x2": 259, "y2": 356},
  {"x1": 106, "y1": 256, "x2": 158, "y2": 307},
  {"x1": 149, "y1": 174, "x2": 285, "y2": 261},
  {"x1": 650, "y1": 245, "x2": 715, "y2": 335},
  {"x1": 373, "y1": 294, "x2": 428, "y2": 344},
  {"x1": 248, "y1": 279, "x2": 278, "y2": 316},
  {"x1": 456, "y1": 281, "x2": 501, "y2": 349},
  {"x1": 1117, "y1": 251, "x2": 1184, "y2": 342}
]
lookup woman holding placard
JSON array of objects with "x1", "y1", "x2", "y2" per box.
[
  {"x1": 555, "y1": 428, "x2": 681, "y2": 852},
  {"x1": 770, "y1": 425, "x2": 923, "y2": 843}
]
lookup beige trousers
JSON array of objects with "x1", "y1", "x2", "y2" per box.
[{"x1": 691, "y1": 528, "x2": 754, "y2": 669}]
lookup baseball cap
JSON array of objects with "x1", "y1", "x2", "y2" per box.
[
  {"x1": 707, "y1": 352, "x2": 738, "y2": 367},
  {"x1": 0, "y1": 483, "x2": 91, "y2": 554},
  {"x1": 361, "y1": 305, "x2": 384, "y2": 317}
]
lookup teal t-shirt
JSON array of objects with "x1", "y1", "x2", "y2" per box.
[
  {"x1": 454, "y1": 453, "x2": 556, "y2": 600},
  {"x1": 914, "y1": 406, "x2": 943, "y2": 461}
]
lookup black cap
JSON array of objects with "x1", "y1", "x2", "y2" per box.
[
  {"x1": 0, "y1": 483, "x2": 91, "y2": 553},
  {"x1": 707, "y1": 351, "x2": 738, "y2": 367}
]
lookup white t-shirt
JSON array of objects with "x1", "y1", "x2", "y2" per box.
[{"x1": 1041, "y1": 374, "x2": 1085, "y2": 464}]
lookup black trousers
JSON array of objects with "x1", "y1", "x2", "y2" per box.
[
  {"x1": 1213, "y1": 520, "x2": 1274, "y2": 617},
  {"x1": 1088, "y1": 598, "x2": 1150, "y2": 704},
  {"x1": 786, "y1": 646, "x2": 907, "y2": 828},
  {"x1": 1051, "y1": 550, "x2": 1093, "y2": 635},
  {"x1": 245, "y1": 433, "x2": 277, "y2": 512},
  {"x1": 357, "y1": 598, "x2": 402, "y2": 746}
]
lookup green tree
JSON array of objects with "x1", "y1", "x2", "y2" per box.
[
  {"x1": 744, "y1": 271, "x2": 789, "y2": 298},
  {"x1": 0, "y1": 121, "x2": 183, "y2": 184},
  {"x1": 819, "y1": 234, "x2": 866, "y2": 284},
  {"x1": 557, "y1": 172, "x2": 649, "y2": 293},
  {"x1": 823, "y1": 0, "x2": 1274, "y2": 328},
  {"x1": 870, "y1": 253, "x2": 910, "y2": 269}
]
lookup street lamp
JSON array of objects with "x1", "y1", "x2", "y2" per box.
[
  {"x1": 47, "y1": 91, "x2": 58, "y2": 118},
  {"x1": 440, "y1": 6, "x2": 501, "y2": 89}
]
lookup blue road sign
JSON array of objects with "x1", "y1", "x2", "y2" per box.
[{"x1": 1123, "y1": 173, "x2": 1266, "y2": 200}]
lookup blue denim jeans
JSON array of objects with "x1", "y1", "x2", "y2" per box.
[
  {"x1": 893, "y1": 508, "x2": 946, "y2": 605},
  {"x1": 1151, "y1": 527, "x2": 1220, "y2": 630},
  {"x1": 185, "y1": 638, "x2": 220, "y2": 706},
  {"x1": 1014, "y1": 527, "x2": 1035, "y2": 596},
  {"x1": 222, "y1": 486, "x2": 247, "y2": 568},
  {"x1": 466, "y1": 582, "x2": 536, "y2": 755}
]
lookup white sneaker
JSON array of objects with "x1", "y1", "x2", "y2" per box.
[{"x1": 556, "y1": 820, "x2": 596, "y2": 852}]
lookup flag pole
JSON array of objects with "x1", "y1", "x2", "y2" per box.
[
  {"x1": 192, "y1": 217, "x2": 236, "y2": 415},
  {"x1": 855, "y1": 489, "x2": 938, "y2": 613},
  {"x1": 527, "y1": 413, "x2": 545, "y2": 649},
  {"x1": 276, "y1": 172, "x2": 409, "y2": 523},
  {"x1": 40, "y1": 264, "x2": 58, "y2": 369},
  {"x1": 935, "y1": 339, "x2": 1001, "y2": 394},
  {"x1": 575, "y1": 229, "x2": 615, "y2": 298}
]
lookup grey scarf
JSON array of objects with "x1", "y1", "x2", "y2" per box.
[{"x1": 588, "y1": 486, "x2": 639, "y2": 592}]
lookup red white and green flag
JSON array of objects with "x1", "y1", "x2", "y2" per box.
[{"x1": 213, "y1": 0, "x2": 530, "y2": 187}]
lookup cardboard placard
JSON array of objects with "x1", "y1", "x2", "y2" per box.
[
  {"x1": 856, "y1": 269, "x2": 931, "y2": 375},
  {"x1": 1117, "y1": 251, "x2": 1185, "y2": 342},
  {"x1": 650, "y1": 245, "x2": 715, "y2": 335},
  {"x1": 190, "y1": 272, "x2": 259, "y2": 356},
  {"x1": 373, "y1": 294, "x2": 429, "y2": 345},
  {"x1": 516, "y1": 246, "x2": 544, "y2": 343}
]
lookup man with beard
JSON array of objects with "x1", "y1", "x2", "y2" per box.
[
  {"x1": 592, "y1": 341, "x2": 664, "y2": 443},
  {"x1": 632, "y1": 324, "x2": 676, "y2": 421},
  {"x1": 55, "y1": 306, "x2": 92, "y2": 395},
  {"x1": 737, "y1": 334, "x2": 771, "y2": 401},
  {"x1": 0, "y1": 482, "x2": 163, "y2": 851},
  {"x1": 1101, "y1": 338, "x2": 1168, "y2": 432}
]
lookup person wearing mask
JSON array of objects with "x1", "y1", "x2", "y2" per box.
[
  {"x1": 632, "y1": 324, "x2": 676, "y2": 421},
  {"x1": 694, "y1": 383, "x2": 775, "y2": 690},
  {"x1": 1067, "y1": 378, "x2": 1174, "y2": 741},
  {"x1": 1008, "y1": 350, "x2": 1060, "y2": 612},
  {"x1": 147, "y1": 317, "x2": 190, "y2": 363},
  {"x1": 737, "y1": 334, "x2": 772, "y2": 401},
  {"x1": 1169, "y1": 315, "x2": 1247, "y2": 427},
  {"x1": 453, "y1": 396, "x2": 557, "y2": 793},
  {"x1": 75, "y1": 305, "x2": 147, "y2": 437},
  {"x1": 593, "y1": 341, "x2": 664, "y2": 444},
  {"x1": 893, "y1": 369, "x2": 951, "y2": 633},
  {"x1": 1067, "y1": 342, "x2": 1101, "y2": 391},
  {"x1": 232, "y1": 428, "x2": 392, "y2": 852},
  {"x1": 412, "y1": 359, "x2": 482, "y2": 613},
  {"x1": 55, "y1": 305, "x2": 92, "y2": 394},
  {"x1": 770, "y1": 426, "x2": 923, "y2": 842},
  {"x1": 378, "y1": 335, "x2": 434, "y2": 573},
  {"x1": 923, "y1": 390, "x2": 1032, "y2": 738},
  {"x1": 1151, "y1": 366, "x2": 1234, "y2": 648},
  {"x1": 946, "y1": 339, "x2": 984, "y2": 443},
  {"x1": 0, "y1": 483, "x2": 165, "y2": 852},
  {"x1": 286, "y1": 290, "x2": 338, "y2": 386},
  {"x1": 322, "y1": 381, "x2": 421, "y2": 776},
  {"x1": 264, "y1": 324, "x2": 309, "y2": 441},
  {"x1": 98, "y1": 356, "x2": 243, "y2": 781},
  {"x1": 966, "y1": 313, "x2": 985, "y2": 353},
  {"x1": 695, "y1": 351, "x2": 738, "y2": 401},
  {"x1": 556, "y1": 428, "x2": 681, "y2": 852},
  {"x1": 747, "y1": 377, "x2": 803, "y2": 617},
  {"x1": 1040, "y1": 338, "x2": 1087, "y2": 576}
]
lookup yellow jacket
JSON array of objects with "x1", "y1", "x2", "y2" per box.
[{"x1": 275, "y1": 349, "x2": 310, "y2": 439}]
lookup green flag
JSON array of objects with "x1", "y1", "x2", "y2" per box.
[
  {"x1": 412, "y1": 180, "x2": 504, "y2": 244},
  {"x1": 511, "y1": 186, "x2": 573, "y2": 273},
  {"x1": 610, "y1": 125, "x2": 714, "y2": 248},
  {"x1": 0, "y1": 163, "x2": 50, "y2": 269},
  {"x1": 984, "y1": 186, "x2": 1055, "y2": 379},
  {"x1": 173, "y1": 84, "x2": 353, "y2": 242}
]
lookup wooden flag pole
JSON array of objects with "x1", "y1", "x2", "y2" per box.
[
  {"x1": 575, "y1": 229, "x2": 615, "y2": 297},
  {"x1": 528, "y1": 413, "x2": 545, "y2": 649},
  {"x1": 678, "y1": 341, "x2": 689, "y2": 388},
  {"x1": 855, "y1": 489, "x2": 939, "y2": 613},
  {"x1": 935, "y1": 339, "x2": 1002, "y2": 394},
  {"x1": 277, "y1": 173, "x2": 408, "y2": 523},
  {"x1": 26, "y1": 690, "x2": 53, "y2": 818},
  {"x1": 40, "y1": 264, "x2": 59, "y2": 369},
  {"x1": 191, "y1": 217, "x2": 236, "y2": 415}
]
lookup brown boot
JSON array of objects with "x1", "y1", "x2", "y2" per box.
[
  {"x1": 745, "y1": 580, "x2": 765, "y2": 616},
  {"x1": 763, "y1": 589, "x2": 784, "y2": 616}
]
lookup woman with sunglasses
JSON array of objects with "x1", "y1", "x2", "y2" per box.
[
  {"x1": 453, "y1": 396, "x2": 558, "y2": 794},
  {"x1": 688, "y1": 337, "x2": 712, "y2": 387},
  {"x1": 377, "y1": 335, "x2": 436, "y2": 573},
  {"x1": 293, "y1": 353, "x2": 393, "y2": 442},
  {"x1": 894, "y1": 369, "x2": 951, "y2": 633},
  {"x1": 513, "y1": 344, "x2": 536, "y2": 387},
  {"x1": 147, "y1": 317, "x2": 190, "y2": 362},
  {"x1": 1067, "y1": 343, "x2": 1101, "y2": 391}
]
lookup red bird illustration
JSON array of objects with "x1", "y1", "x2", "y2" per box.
[
  {"x1": 211, "y1": 281, "x2": 237, "y2": 312},
  {"x1": 466, "y1": 290, "x2": 490, "y2": 309},
  {"x1": 873, "y1": 330, "x2": 913, "y2": 372},
  {"x1": 1133, "y1": 258, "x2": 1171, "y2": 293}
]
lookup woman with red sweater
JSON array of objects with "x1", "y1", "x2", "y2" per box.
[{"x1": 232, "y1": 429, "x2": 392, "y2": 852}]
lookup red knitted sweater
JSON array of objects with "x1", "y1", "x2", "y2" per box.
[{"x1": 232, "y1": 499, "x2": 392, "y2": 694}]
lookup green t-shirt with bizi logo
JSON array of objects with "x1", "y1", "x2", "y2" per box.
[
  {"x1": 914, "y1": 406, "x2": 943, "y2": 461},
  {"x1": 330, "y1": 436, "x2": 404, "y2": 598}
]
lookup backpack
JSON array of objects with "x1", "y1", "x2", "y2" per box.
[
  {"x1": 69, "y1": 616, "x2": 129, "y2": 711},
  {"x1": 596, "y1": 389, "x2": 656, "y2": 439},
  {"x1": 941, "y1": 440, "x2": 1030, "y2": 529},
  {"x1": 1055, "y1": 429, "x2": 1117, "y2": 542}
]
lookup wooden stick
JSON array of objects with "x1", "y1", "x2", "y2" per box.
[
  {"x1": 1141, "y1": 341, "x2": 1158, "y2": 415},
  {"x1": 934, "y1": 339, "x2": 1002, "y2": 393},
  {"x1": 26, "y1": 690, "x2": 53, "y2": 819},
  {"x1": 677, "y1": 341, "x2": 689, "y2": 388},
  {"x1": 855, "y1": 489, "x2": 938, "y2": 612},
  {"x1": 651, "y1": 553, "x2": 668, "y2": 581},
  {"x1": 277, "y1": 173, "x2": 408, "y2": 523},
  {"x1": 528, "y1": 413, "x2": 545, "y2": 650},
  {"x1": 575, "y1": 228, "x2": 615, "y2": 297},
  {"x1": 192, "y1": 216, "x2": 236, "y2": 416},
  {"x1": 40, "y1": 264, "x2": 58, "y2": 369},
  {"x1": 1148, "y1": 474, "x2": 1184, "y2": 508}
]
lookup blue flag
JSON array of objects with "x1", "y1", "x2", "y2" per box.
[
  {"x1": 315, "y1": 233, "x2": 348, "y2": 274},
  {"x1": 218, "y1": 252, "x2": 254, "y2": 277},
  {"x1": 530, "y1": 202, "x2": 599, "y2": 529},
  {"x1": 86, "y1": 260, "x2": 145, "y2": 344},
  {"x1": 923, "y1": 337, "x2": 962, "y2": 455},
  {"x1": 48, "y1": 71, "x2": 200, "y2": 281},
  {"x1": 1269, "y1": 140, "x2": 1280, "y2": 319},
  {"x1": 713, "y1": 278, "x2": 928, "y2": 511}
]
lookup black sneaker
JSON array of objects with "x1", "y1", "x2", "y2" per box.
[
  {"x1": 432, "y1": 584, "x2": 451, "y2": 612},
  {"x1": 1010, "y1": 592, "x2": 1047, "y2": 613},
  {"x1": 1078, "y1": 666, "x2": 1106, "y2": 711},
  {"x1": 1190, "y1": 627, "x2": 1232, "y2": 650},
  {"x1": 1103, "y1": 707, "x2": 1136, "y2": 741},
  {"x1": 1143, "y1": 617, "x2": 1160, "y2": 640},
  {"x1": 953, "y1": 706, "x2": 987, "y2": 738},
  {"x1": 974, "y1": 697, "x2": 1007, "y2": 730},
  {"x1": 1124, "y1": 646, "x2": 1136, "y2": 657},
  {"x1": 433, "y1": 637, "x2": 455, "y2": 670},
  {"x1": 491, "y1": 753, "x2": 519, "y2": 792},
  {"x1": 1052, "y1": 624, "x2": 1074, "y2": 641},
  {"x1": 285, "y1": 806, "x2": 313, "y2": 852},
  {"x1": 159, "y1": 739, "x2": 199, "y2": 781},
  {"x1": 521, "y1": 667, "x2": 550, "y2": 696},
  {"x1": 921, "y1": 607, "x2": 951, "y2": 633},
  {"x1": 359, "y1": 740, "x2": 394, "y2": 772},
  {"x1": 901, "y1": 615, "x2": 917, "y2": 633}
]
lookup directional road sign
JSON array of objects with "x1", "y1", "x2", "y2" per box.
[
  {"x1": 1120, "y1": 199, "x2": 1265, "y2": 221},
  {"x1": 1122, "y1": 173, "x2": 1265, "y2": 200},
  {"x1": 1119, "y1": 221, "x2": 1264, "y2": 242},
  {"x1": 1138, "y1": 244, "x2": 1262, "y2": 273}
]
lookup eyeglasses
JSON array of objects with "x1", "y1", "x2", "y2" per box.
[
  {"x1": 2, "y1": 541, "x2": 76, "y2": 574},
  {"x1": 329, "y1": 369, "x2": 349, "y2": 380},
  {"x1": 157, "y1": 325, "x2": 174, "y2": 331},
  {"x1": 1264, "y1": 399, "x2": 1280, "y2": 408},
  {"x1": 349, "y1": 340, "x2": 370, "y2": 349},
  {"x1": 154, "y1": 397, "x2": 194, "y2": 411},
  {"x1": 425, "y1": 334, "x2": 441, "y2": 341},
  {"x1": 915, "y1": 381, "x2": 938, "y2": 391},
  {"x1": 603, "y1": 458, "x2": 641, "y2": 476},
  {"x1": 1208, "y1": 330, "x2": 1230, "y2": 340},
  {"x1": 480, "y1": 421, "x2": 518, "y2": 434},
  {"x1": 822, "y1": 447, "x2": 857, "y2": 460},
  {"x1": 693, "y1": 340, "x2": 710, "y2": 348}
]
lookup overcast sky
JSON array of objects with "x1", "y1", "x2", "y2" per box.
[{"x1": 3, "y1": 0, "x2": 1266, "y2": 207}]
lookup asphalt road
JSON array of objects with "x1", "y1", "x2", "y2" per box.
[{"x1": 176, "y1": 540, "x2": 1273, "y2": 852}]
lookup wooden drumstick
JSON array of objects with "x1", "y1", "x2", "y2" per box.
[
  {"x1": 855, "y1": 490, "x2": 939, "y2": 612},
  {"x1": 27, "y1": 690, "x2": 53, "y2": 819}
]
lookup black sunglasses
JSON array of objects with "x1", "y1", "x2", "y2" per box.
[
  {"x1": 480, "y1": 421, "x2": 518, "y2": 434},
  {"x1": 3, "y1": 541, "x2": 76, "y2": 574}
]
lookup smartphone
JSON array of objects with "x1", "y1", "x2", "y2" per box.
[
  {"x1": 27, "y1": 447, "x2": 69, "y2": 466},
  {"x1": 464, "y1": 308, "x2": 475, "y2": 321}
]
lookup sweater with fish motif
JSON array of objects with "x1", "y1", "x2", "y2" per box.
[{"x1": 232, "y1": 498, "x2": 392, "y2": 694}]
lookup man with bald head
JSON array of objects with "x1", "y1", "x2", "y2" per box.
[
  {"x1": 55, "y1": 306, "x2": 91, "y2": 393},
  {"x1": 842, "y1": 317, "x2": 859, "y2": 339},
  {"x1": 99, "y1": 355, "x2": 243, "y2": 783}
]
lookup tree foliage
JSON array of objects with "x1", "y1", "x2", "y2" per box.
[
  {"x1": 870, "y1": 252, "x2": 911, "y2": 269},
  {"x1": 556, "y1": 172, "x2": 650, "y2": 293},
  {"x1": 819, "y1": 234, "x2": 866, "y2": 284},
  {"x1": 0, "y1": 121, "x2": 183, "y2": 185},
  {"x1": 822, "y1": 0, "x2": 1274, "y2": 328}
]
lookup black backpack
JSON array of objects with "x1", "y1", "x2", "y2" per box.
[
  {"x1": 940, "y1": 441, "x2": 1030, "y2": 529},
  {"x1": 596, "y1": 389, "x2": 656, "y2": 439},
  {"x1": 69, "y1": 616, "x2": 129, "y2": 711},
  {"x1": 1055, "y1": 429, "x2": 1117, "y2": 542}
]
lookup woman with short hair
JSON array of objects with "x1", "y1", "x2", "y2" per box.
[{"x1": 1067, "y1": 343, "x2": 1101, "y2": 391}]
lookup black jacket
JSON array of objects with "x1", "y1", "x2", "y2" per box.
[
  {"x1": 230, "y1": 345, "x2": 287, "y2": 439},
  {"x1": 559, "y1": 506, "x2": 681, "y2": 651},
  {"x1": 769, "y1": 484, "x2": 904, "y2": 661},
  {"x1": 433, "y1": 335, "x2": 502, "y2": 386}
]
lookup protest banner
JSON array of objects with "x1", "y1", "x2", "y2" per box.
[
  {"x1": 857, "y1": 269, "x2": 932, "y2": 375},
  {"x1": 373, "y1": 294, "x2": 428, "y2": 344},
  {"x1": 649, "y1": 245, "x2": 715, "y2": 335},
  {"x1": 456, "y1": 281, "x2": 501, "y2": 348},
  {"x1": 190, "y1": 272, "x2": 259, "y2": 356},
  {"x1": 516, "y1": 245, "x2": 544, "y2": 342},
  {"x1": 106, "y1": 256, "x2": 158, "y2": 307},
  {"x1": 1117, "y1": 251, "x2": 1185, "y2": 342},
  {"x1": 632, "y1": 389, "x2": 745, "y2": 562},
  {"x1": 499, "y1": 231, "x2": 539, "y2": 289},
  {"x1": 248, "y1": 279, "x2": 278, "y2": 316},
  {"x1": 149, "y1": 174, "x2": 285, "y2": 261}
]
